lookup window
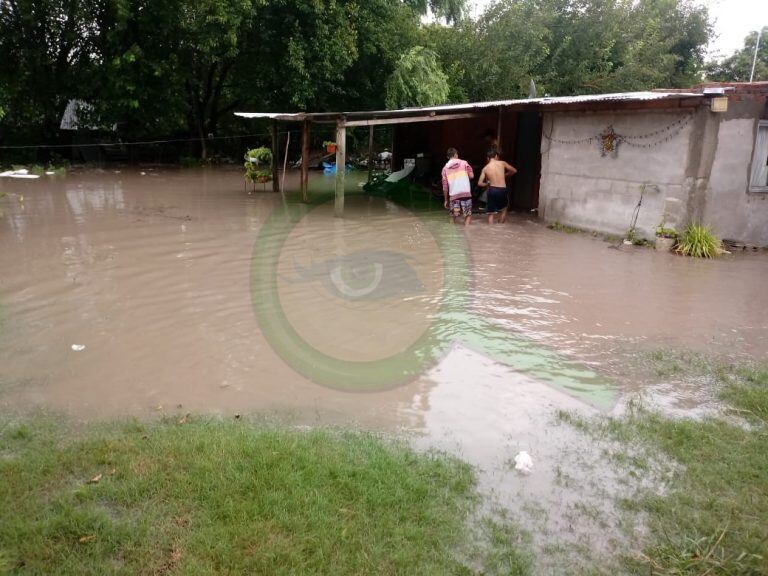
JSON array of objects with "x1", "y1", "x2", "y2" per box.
[{"x1": 750, "y1": 120, "x2": 768, "y2": 192}]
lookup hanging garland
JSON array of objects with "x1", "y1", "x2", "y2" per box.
[{"x1": 544, "y1": 112, "x2": 695, "y2": 157}]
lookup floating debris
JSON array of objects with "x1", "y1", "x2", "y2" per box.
[
  {"x1": 0, "y1": 169, "x2": 40, "y2": 179},
  {"x1": 514, "y1": 451, "x2": 534, "y2": 473}
]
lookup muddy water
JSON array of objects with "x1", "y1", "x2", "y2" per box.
[{"x1": 1, "y1": 167, "x2": 767, "y2": 569}]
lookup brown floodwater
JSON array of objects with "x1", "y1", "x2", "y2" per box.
[{"x1": 1, "y1": 166, "x2": 766, "y2": 569}]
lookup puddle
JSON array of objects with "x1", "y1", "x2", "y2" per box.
[{"x1": 1, "y1": 167, "x2": 766, "y2": 569}]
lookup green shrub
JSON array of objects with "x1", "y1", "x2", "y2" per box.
[
  {"x1": 244, "y1": 146, "x2": 273, "y2": 184},
  {"x1": 675, "y1": 224, "x2": 723, "y2": 258}
]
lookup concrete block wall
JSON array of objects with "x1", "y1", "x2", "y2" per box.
[
  {"x1": 539, "y1": 110, "x2": 695, "y2": 239},
  {"x1": 703, "y1": 101, "x2": 768, "y2": 246}
]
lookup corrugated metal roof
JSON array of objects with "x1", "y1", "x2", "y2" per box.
[{"x1": 234, "y1": 91, "x2": 704, "y2": 122}]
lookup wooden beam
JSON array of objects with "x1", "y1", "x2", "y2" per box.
[
  {"x1": 496, "y1": 107, "x2": 503, "y2": 152},
  {"x1": 334, "y1": 120, "x2": 346, "y2": 217},
  {"x1": 391, "y1": 125, "x2": 396, "y2": 172},
  {"x1": 271, "y1": 120, "x2": 279, "y2": 192},
  {"x1": 342, "y1": 112, "x2": 486, "y2": 128},
  {"x1": 300, "y1": 119, "x2": 310, "y2": 202},
  {"x1": 367, "y1": 125, "x2": 374, "y2": 183}
]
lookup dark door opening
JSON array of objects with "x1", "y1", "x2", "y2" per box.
[{"x1": 510, "y1": 112, "x2": 542, "y2": 212}]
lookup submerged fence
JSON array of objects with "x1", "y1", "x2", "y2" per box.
[
  {"x1": 0, "y1": 125, "x2": 391, "y2": 167},
  {"x1": 0, "y1": 131, "x2": 301, "y2": 166}
]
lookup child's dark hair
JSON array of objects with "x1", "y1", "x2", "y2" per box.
[
  {"x1": 487, "y1": 146, "x2": 499, "y2": 159},
  {"x1": 446, "y1": 147, "x2": 458, "y2": 159}
]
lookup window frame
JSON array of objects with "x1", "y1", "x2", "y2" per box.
[{"x1": 749, "y1": 120, "x2": 768, "y2": 193}]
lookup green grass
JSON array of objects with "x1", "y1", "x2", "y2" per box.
[
  {"x1": 561, "y1": 354, "x2": 768, "y2": 575},
  {"x1": 548, "y1": 221, "x2": 583, "y2": 234},
  {"x1": 0, "y1": 416, "x2": 530, "y2": 575},
  {"x1": 675, "y1": 224, "x2": 724, "y2": 258}
]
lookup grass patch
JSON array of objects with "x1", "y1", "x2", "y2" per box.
[
  {"x1": 547, "y1": 221, "x2": 637, "y2": 246},
  {"x1": 548, "y1": 220, "x2": 584, "y2": 234},
  {"x1": 0, "y1": 416, "x2": 530, "y2": 575},
  {"x1": 675, "y1": 224, "x2": 725, "y2": 259},
  {"x1": 561, "y1": 355, "x2": 768, "y2": 575},
  {"x1": 474, "y1": 516, "x2": 531, "y2": 575}
]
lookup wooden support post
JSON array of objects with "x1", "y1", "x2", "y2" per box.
[
  {"x1": 301, "y1": 119, "x2": 310, "y2": 202},
  {"x1": 367, "y1": 125, "x2": 374, "y2": 183},
  {"x1": 271, "y1": 120, "x2": 279, "y2": 192},
  {"x1": 391, "y1": 126, "x2": 396, "y2": 171},
  {"x1": 496, "y1": 107, "x2": 503, "y2": 153},
  {"x1": 335, "y1": 120, "x2": 346, "y2": 217}
]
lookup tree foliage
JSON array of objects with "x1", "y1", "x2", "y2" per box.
[
  {"x1": 0, "y1": 0, "x2": 717, "y2": 158},
  {"x1": 0, "y1": 0, "x2": 109, "y2": 142},
  {"x1": 706, "y1": 29, "x2": 768, "y2": 83},
  {"x1": 425, "y1": 0, "x2": 712, "y2": 101},
  {"x1": 385, "y1": 46, "x2": 450, "y2": 109}
]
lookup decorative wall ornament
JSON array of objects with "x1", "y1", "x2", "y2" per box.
[
  {"x1": 543, "y1": 112, "x2": 696, "y2": 158},
  {"x1": 598, "y1": 125, "x2": 621, "y2": 157}
]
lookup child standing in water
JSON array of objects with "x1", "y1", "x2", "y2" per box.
[
  {"x1": 441, "y1": 147, "x2": 474, "y2": 226},
  {"x1": 478, "y1": 147, "x2": 517, "y2": 224}
]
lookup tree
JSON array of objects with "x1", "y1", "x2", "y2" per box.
[
  {"x1": 234, "y1": 0, "x2": 360, "y2": 113},
  {"x1": 385, "y1": 46, "x2": 450, "y2": 108},
  {"x1": 612, "y1": 0, "x2": 711, "y2": 90},
  {"x1": 333, "y1": 0, "x2": 422, "y2": 110},
  {"x1": 707, "y1": 29, "x2": 768, "y2": 82},
  {"x1": 0, "y1": 0, "x2": 470, "y2": 157},
  {"x1": 0, "y1": 0, "x2": 108, "y2": 144},
  {"x1": 235, "y1": 0, "x2": 462, "y2": 113},
  {"x1": 94, "y1": 0, "x2": 261, "y2": 158},
  {"x1": 421, "y1": 0, "x2": 712, "y2": 101},
  {"x1": 404, "y1": 0, "x2": 465, "y2": 23},
  {"x1": 464, "y1": 0, "x2": 553, "y2": 100}
]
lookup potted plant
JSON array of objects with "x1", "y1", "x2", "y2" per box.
[
  {"x1": 654, "y1": 223, "x2": 678, "y2": 251},
  {"x1": 244, "y1": 147, "x2": 273, "y2": 191},
  {"x1": 323, "y1": 141, "x2": 337, "y2": 154}
]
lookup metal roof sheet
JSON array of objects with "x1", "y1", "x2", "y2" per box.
[{"x1": 234, "y1": 91, "x2": 704, "y2": 122}]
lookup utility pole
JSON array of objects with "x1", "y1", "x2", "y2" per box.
[{"x1": 750, "y1": 27, "x2": 764, "y2": 82}]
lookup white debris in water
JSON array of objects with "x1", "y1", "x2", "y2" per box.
[
  {"x1": 45, "y1": 171, "x2": 56, "y2": 175},
  {"x1": 514, "y1": 451, "x2": 534, "y2": 473},
  {"x1": 140, "y1": 172, "x2": 146, "y2": 176},
  {"x1": 71, "y1": 344, "x2": 86, "y2": 351},
  {"x1": 0, "y1": 169, "x2": 40, "y2": 179}
]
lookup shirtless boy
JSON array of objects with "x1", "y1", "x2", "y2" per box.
[{"x1": 477, "y1": 147, "x2": 517, "y2": 224}]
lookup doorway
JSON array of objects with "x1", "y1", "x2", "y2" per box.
[{"x1": 511, "y1": 111, "x2": 542, "y2": 212}]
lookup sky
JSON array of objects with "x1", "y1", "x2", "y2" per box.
[{"x1": 466, "y1": 0, "x2": 768, "y2": 59}]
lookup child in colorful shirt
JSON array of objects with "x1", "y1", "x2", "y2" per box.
[{"x1": 441, "y1": 148, "x2": 474, "y2": 226}]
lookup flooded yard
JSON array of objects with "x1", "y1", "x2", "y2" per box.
[{"x1": 1, "y1": 167, "x2": 767, "y2": 571}]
